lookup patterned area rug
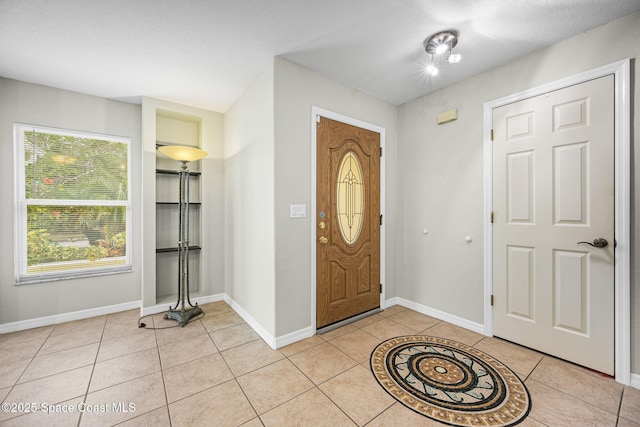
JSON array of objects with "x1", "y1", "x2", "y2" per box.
[{"x1": 370, "y1": 336, "x2": 531, "y2": 427}]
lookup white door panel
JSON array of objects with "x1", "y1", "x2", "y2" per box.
[{"x1": 493, "y1": 75, "x2": 614, "y2": 374}]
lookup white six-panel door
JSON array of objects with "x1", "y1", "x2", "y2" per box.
[{"x1": 492, "y1": 75, "x2": 615, "y2": 375}]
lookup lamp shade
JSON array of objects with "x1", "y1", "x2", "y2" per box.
[{"x1": 158, "y1": 145, "x2": 208, "y2": 162}]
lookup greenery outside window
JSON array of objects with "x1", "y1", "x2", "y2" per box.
[{"x1": 14, "y1": 124, "x2": 132, "y2": 284}]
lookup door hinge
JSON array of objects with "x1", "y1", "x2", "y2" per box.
[
  {"x1": 380, "y1": 284, "x2": 383, "y2": 294},
  {"x1": 380, "y1": 147, "x2": 383, "y2": 157},
  {"x1": 490, "y1": 129, "x2": 494, "y2": 141},
  {"x1": 380, "y1": 214, "x2": 383, "y2": 225},
  {"x1": 491, "y1": 295, "x2": 494, "y2": 306},
  {"x1": 490, "y1": 211, "x2": 494, "y2": 223}
]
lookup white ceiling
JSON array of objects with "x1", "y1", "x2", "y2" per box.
[{"x1": 1, "y1": 0, "x2": 639, "y2": 112}]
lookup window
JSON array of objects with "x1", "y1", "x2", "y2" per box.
[{"x1": 14, "y1": 124, "x2": 131, "y2": 284}]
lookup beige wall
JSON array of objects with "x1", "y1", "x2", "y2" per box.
[
  {"x1": 224, "y1": 57, "x2": 398, "y2": 339},
  {"x1": 224, "y1": 62, "x2": 277, "y2": 334},
  {"x1": 272, "y1": 57, "x2": 398, "y2": 336},
  {"x1": 397, "y1": 11, "x2": 640, "y2": 371},
  {"x1": 0, "y1": 78, "x2": 142, "y2": 324}
]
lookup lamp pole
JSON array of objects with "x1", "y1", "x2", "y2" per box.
[{"x1": 158, "y1": 145, "x2": 207, "y2": 327}]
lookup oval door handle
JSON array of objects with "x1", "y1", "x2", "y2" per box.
[
  {"x1": 318, "y1": 236, "x2": 328, "y2": 245},
  {"x1": 577, "y1": 238, "x2": 608, "y2": 248}
]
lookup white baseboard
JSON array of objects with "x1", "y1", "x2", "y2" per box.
[
  {"x1": 630, "y1": 373, "x2": 640, "y2": 390},
  {"x1": 275, "y1": 326, "x2": 314, "y2": 349},
  {"x1": 224, "y1": 295, "x2": 278, "y2": 349},
  {"x1": 0, "y1": 300, "x2": 141, "y2": 334},
  {"x1": 0, "y1": 294, "x2": 227, "y2": 334},
  {"x1": 384, "y1": 296, "x2": 400, "y2": 309},
  {"x1": 390, "y1": 297, "x2": 486, "y2": 335}
]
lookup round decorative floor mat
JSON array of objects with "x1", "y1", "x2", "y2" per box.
[{"x1": 370, "y1": 336, "x2": 531, "y2": 427}]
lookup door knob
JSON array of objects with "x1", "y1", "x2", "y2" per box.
[
  {"x1": 577, "y1": 238, "x2": 608, "y2": 248},
  {"x1": 318, "y1": 236, "x2": 328, "y2": 244}
]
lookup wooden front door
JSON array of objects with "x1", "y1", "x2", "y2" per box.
[
  {"x1": 316, "y1": 116, "x2": 380, "y2": 329},
  {"x1": 492, "y1": 75, "x2": 615, "y2": 374}
]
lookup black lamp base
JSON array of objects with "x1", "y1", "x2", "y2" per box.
[{"x1": 164, "y1": 304, "x2": 202, "y2": 327}]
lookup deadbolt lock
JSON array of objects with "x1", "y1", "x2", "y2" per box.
[{"x1": 318, "y1": 221, "x2": 326, "y2": 229}]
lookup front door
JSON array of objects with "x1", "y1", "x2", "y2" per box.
[
  {"x1": 316, "y1": 116, "x2": 381, "y2": 328},
  {"x1": 492, "y1": 75, "x2": 615, "y2": 374}
]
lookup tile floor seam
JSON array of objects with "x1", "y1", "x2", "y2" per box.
[
  {"x1": 9, "y1": 328, "x2": 55, "y2": 390},
  {"x1": 315, "y1": 379, "x2": 366, "y2": 426},
  {"x1": 526, "y1": 377, "x2": 623, "y2": 424},
  {"x1": 256, "y1": 383, "x2": 316, "y2": 418},
  {"x1": 527, "y1": 374, "x2": 624, "y2": 418},
  {"x1": 153, "y1": 316, "x2": 174, "y2": 427},
  {"x1": 74, "y1": 318, "x2": 106, "y2": 427},
  {"x1": 251, "y1": 386, "x2": 321, "y2": 424},
  {"x1": 280, "y1": 353, "x2": 321, "y2": 390},
  {"x1": 521, "y1": 353, "x2": 546, "y2": 384},
  {"x1": 616, "y1": 386, "x2": 626, "y2": 418},
  {"x1": 321, "y1": 364, "x2": 396, "y2": 427},
  {"x1": 214, "y1": 337, "x2": 262, "y2": 353},
  {"x1": 211, "y1": 334, "x2": 263, "y2": 419},
  {"x1": 96, "y1": 344, "x2": 158, "y2": 364}
]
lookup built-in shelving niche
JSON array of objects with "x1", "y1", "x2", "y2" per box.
[{"x1": 155, "y1": 110, "x2": 203, "y2": 304}]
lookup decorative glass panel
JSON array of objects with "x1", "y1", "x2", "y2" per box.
[{"x1": 337, "y1": 151, "x2": 364, "y2": 244}]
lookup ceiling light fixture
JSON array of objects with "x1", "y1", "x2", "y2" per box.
[{"x1": 423, "y1": 30, "x2": 461, "y2": 76}]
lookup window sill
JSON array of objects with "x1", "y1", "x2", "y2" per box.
[{"x1": 16, "y1": 261, "x2": 133, "y2": 285}]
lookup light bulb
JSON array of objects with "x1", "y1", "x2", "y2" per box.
[
  {"x1": 426, "y1": 64, "x2": 439, "y2": 76},
  {"x1": 434, "y1": 44, "x2": 448, "y2": 55},
  {"x1": 448, "y1": 53, "x2": 462, "y2": 63}
]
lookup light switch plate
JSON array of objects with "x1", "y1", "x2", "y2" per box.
[{"x1": 290, "y1": 204, "x2": 306, "y2": 218}]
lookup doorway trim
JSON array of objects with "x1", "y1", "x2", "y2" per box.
[
  {"x1": 482, "y1": 59, "x2": 631, "y2": 384},
  {"x1": 310, "y1": 107, "x2": 386, "y2": 333}
]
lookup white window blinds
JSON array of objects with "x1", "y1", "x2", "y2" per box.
[{"x1": 14, "y1": 124, "x2": 132, "y2": 284}]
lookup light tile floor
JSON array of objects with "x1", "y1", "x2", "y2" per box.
[{"x1": 0, "y1": 301, "x2": 638, "y2": 426}]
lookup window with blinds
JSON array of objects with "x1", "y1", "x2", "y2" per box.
[{"x1": 14, "y1": 124, "x2": 132, "y2": 284}]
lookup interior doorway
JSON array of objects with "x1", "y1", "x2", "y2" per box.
[
  {"x1": 483, "y1": 59, "x2": 631, "y2": 383},
  {"x1": 492, "y1": 75, "x2": 614, "y2": 374}
]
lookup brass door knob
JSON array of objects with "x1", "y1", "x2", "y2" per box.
[{"x1": 318, "y1": 236, "x2": 328, "y2": 244}]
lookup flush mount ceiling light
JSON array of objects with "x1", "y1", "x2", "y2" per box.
[{"x1": 423, "y1": 30, "x2": 461, "y2": 76}]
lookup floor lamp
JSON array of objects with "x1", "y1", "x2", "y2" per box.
[{"x1": 158, "y1": 145, "x2": 207, "y2": 327}]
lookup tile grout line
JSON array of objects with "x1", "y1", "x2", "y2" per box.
[
  {"x1": 153, "y1": 312, "x2": 174, "y2": 427},
  {"x1": 77, "y1": 315, "x2": 108, "y2": 427},
  {"x1": 0, "y1": 326, "x2": 55, "y2": 424}
]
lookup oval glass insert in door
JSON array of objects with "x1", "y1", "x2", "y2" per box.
[{"x1": 336, "y1": 151, "x2": 364, "y2": 244}]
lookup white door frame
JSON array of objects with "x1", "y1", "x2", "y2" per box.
[
  {"x1": 482, "y1": 59, "x2": 631, "y2": 384},
  {"x1": 310, "y1": 107, "x2": 386, "y2": 333}
]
